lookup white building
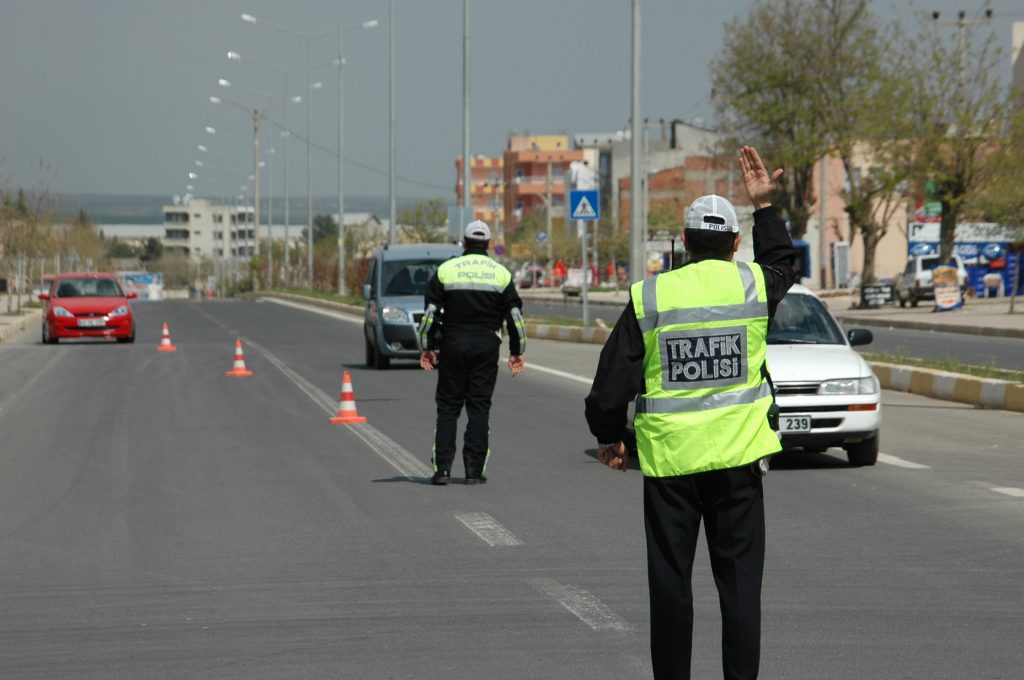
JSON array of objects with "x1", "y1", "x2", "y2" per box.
[{"x1": 162, "y1": 198, "x2": 256, "y2": 261}]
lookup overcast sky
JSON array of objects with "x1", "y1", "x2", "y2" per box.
[{"x1": 0, "y1": 0, "x2": 1018, "y2": 203}]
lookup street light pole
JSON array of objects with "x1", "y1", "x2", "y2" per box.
[
  {"x1": 629, "y1": 0, "x2": 644, "y2": 284},
  {"x1": 462, "y1": 0, "x2": 471, "y2": 234},
  {"x1": 388, "y1": 0, "x2": 397, "y2": 243},
  {"x1": 242, "y1": 12, "x2": 376, "y2": 287}
]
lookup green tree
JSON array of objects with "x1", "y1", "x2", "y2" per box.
[
  {"x1": 907, "y1": 17, "x2": 1019, "y2": 264},
  {"x1": 399, "y1": 198, "x2": 448, "y2": 243},
  {"x1": 312, "y1": 214, "x2": 336, "y2": 244},
  {"x1": 711, "y1": 0, "x2": 829, "y2": 240},
  {"x1": 141, "y1": 237, "x2": 163, "y2": 262},
  {"x1": 803, "y1": 0, "x2": 913, "y2": 283}
]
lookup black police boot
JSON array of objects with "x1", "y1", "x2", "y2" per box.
[
  {"x1": 464, "y1": 474, "x2": 487, "y2": 485},
  {"x1": 430, "y1": 469, "x2": 450, "y2": 485}
]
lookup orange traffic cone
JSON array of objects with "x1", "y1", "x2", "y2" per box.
[
  {"x1": 156, "y1": 322, "x2": 177, "y2": 352},
  {"x1": 330, "y1": 371, "x2": 367, "y2": 423},
  {"x1": 225, "y1": 339, "x2": 253, "y2": 377}
]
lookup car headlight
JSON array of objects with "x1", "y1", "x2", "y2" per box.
[
  {"x1": 381, "y1": 306, "x2": 410, "y2": 323},
  {"x1": 108, "y1": 305, "x2": 129, "y2": 317},
  {"x1": 53, "y1": 306, "x2": 74, "y2": 318},
  {"x1": 818, "y1": 376, "x2": 879, "y2": 395}
]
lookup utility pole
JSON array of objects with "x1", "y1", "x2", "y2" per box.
[
  {"x1": 462, "y1": 0, "x2": 471, "y2": 233},
  {"x1": 629, "y1": 0, "x2": 644, "y2": 284},
  {"x1": 931, "y1": 9, "x2": 993, "y2": 84}
]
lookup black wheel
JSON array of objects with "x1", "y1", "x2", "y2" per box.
[
  {"x1": 41, "y1": 322, "x2": 58, "y2": 344},
  {"x1": 845, "y1": 435, "x2": 879, "y2": 467},
  {"x1": 116, "y1": 325, "x2": 135, "y2": 343},
  {"x1": 364, "y1": 334, "x2": 375, "y2": 366},
  {"x1": 373, "y1": 345, "x2": 391, "y2": 370},
  {"x1": 365, "y1": 332, "x2": 390, "y2": 369}
]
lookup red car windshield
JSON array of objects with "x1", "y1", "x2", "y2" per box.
[{"x1": 54, "y1": 278, "x2": 123, "y2": 298}]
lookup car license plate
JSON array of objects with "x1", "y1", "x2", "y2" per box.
[
  {"x1": 78, "y1": 318, "x2": 105, "y2": 328},
  {"x1": 780, "y1": 414, "x2": 812, "y2": 433}
]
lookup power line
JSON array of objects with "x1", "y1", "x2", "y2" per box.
[{"x1": 261, "y1": 115, "x2": 451, "y2": 192}]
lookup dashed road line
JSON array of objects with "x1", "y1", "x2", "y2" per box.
[
  {"x1": 265, "y1": 298, "x2": 363, "y2": 325},
  {"x1": 532, "y1": 578, "x2": 631, "y2": 632},
  {"x1": 243, "y1": 337, "x2": 430, "y2": 479},
  {"x1": 455, "y1": 512, "x2": 522, "y2": 547},
  {"x1": 990, "y1": 487, "x2": 1024, "y2": 498},
  {"x1": 878, "y1": 453, "x2": 930, "y2": 469}
]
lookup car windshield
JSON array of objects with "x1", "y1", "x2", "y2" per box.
[
  {"x1": 54, "y1": 278, "x2": 123, "y2": 298},
  {"x1": 381, "y1": 260, "x2": 442, "y2": 297},
  {"x1": 767, "y1": 294, "x2": 846, "y2": 345}
]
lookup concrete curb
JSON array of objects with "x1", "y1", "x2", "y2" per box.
[
  {"x1": 834, "y1": 314, "x2": 1024, "y2": 340},
  {"x1": 255, "y1": 293, "x2": 1023, "y2": 415},
  {"x1": 0, "y1": 308, "x2": 42, "y2": 344},
  {"x1": 871, "y1": 362, "x2": 1024, "y2": 414},
  {"x1": 525, "y1": 321, "x2": 1024, "y2": 415}
]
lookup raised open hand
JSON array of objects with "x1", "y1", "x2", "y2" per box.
[{"x1": 738, "y1": 146, "x2": 783, "y2": 210}]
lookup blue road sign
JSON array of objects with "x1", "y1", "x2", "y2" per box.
[{"x1": 569, "y1": 190, "x2": 600, "y2": 221}]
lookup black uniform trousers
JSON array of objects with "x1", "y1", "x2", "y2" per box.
[
  {"x1": 644, "y1": 464, "x2": 765, "y2": 680},
  {"x1": 432, "y1": 331, "x2": 500, "y2": 477}
]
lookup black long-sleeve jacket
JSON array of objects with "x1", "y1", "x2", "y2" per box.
[
  {"x1": 584, "y1": 206, "x2": 799, "y2": 444},
  {"x1": 420, "y1": 245, "x2": 526, "y2": 355}
]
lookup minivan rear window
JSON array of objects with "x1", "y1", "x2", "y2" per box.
[{"x1": 382, "y1": 260, "x2": 443, "y2": 296}]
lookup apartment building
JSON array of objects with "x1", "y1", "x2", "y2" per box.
[{"x1": 162, "y1": 198, "x2": 256, "y2": 260}]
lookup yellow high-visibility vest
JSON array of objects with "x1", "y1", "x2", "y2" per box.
[
  {"x1": 630, "y1": 260, "x2": 779, "y2": 477},
  {"x1": 437, "y1": 254, "x2": 511, "y2": 291}
]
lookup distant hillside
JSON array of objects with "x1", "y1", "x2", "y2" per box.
[{"x1": 57, "y1": 193, "x2": 442, "y2": 225}]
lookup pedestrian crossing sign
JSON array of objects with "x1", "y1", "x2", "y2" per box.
[{"x1": 569, "y1": 190, "x2": 600, "y2": 221}]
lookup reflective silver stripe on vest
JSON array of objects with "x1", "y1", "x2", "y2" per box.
[
  {"x1": 736, "y1": 261, "x2": 758, "y2": 303},
  {"x1": 636, "y1": 263, "x2": 765, "y2": 333},
  {"x1": 635, "y1": 382, "x2": 772, "y2": 414},
  {"x1": 445, "y1": 282, "x2": 506, "y2": 292},
  {"x1": 510, "y1": 307, "x2": 526, "y2": 352}
]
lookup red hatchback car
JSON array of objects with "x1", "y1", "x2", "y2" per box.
[{"x1": 38, "y1": 273, "x2": 137, "y2": 344}]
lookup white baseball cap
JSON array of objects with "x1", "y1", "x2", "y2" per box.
[
  {"x1": 464, "y1": 220, "x2": 491, "y2": 240},
  {"x1": 685, "y1": 195, "x2": 739, "y2": 233}
]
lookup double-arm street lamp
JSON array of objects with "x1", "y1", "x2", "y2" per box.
[
  {"x1": 211, "y1": 78, "x2": 295, "y2": 263},
  {"x1": 242, "y1": 10, "x2": 377, "y2": 292}
]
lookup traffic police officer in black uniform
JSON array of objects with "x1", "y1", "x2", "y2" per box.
[
  {"x1": 417, "y1": 220, "x2": 526, "y2": 485},
  {"x1": 584, "y1": 147, "x2": 798, "y2": 680}
]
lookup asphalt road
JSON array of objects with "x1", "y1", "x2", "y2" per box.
[
  {"x1": 1, "y1": 299, "x2": 1022, "y2": 679},
  {"x1": 525, "y1": 295, "x2": 1024, "y2": 371}
]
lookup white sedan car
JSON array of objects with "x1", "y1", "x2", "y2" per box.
[{"x1": 766, "y1": 284, "x2": 881, "y2": 466}]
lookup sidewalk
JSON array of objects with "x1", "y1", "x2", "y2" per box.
[
  {"x1": 518, "y1": 286, "x2": 1024, "y2": 414},
  {"x1": 519, "y1": 286, "x2": 1024, "y2": 339},
  {"x1": 0, "y1": 295, "x2": 41, "y2": 344}
]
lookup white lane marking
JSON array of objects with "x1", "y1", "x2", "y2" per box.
[
  {"x1": 0, "y1": 350, "x2": 66, "y2": 416},
  {"x1": 502, "y1": 355, "x2": 593, "y2": 385},
  {"x1": 263, "y1": 298, "x2": 596, "y2": 387},
  {"x1": 991, "y1": 487, "x2": 1024, "y2": 498},
  {"x1": 243, "y1": 338, "x2": 431, "y2": 479},
  {"x1": 455, "y1": 512, "x2": 522, "y2": 547},
  {"x1": 878, "y1": 453, "x2": 930, "y2": 469},
  {"x1": 264, "y1": 297, "x2": 363, "y2": 325},
  {"x1": 532, "y1": 578, "x2": 630, "y2": 632}
]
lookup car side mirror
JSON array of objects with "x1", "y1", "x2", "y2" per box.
[
  {"x1": 126, "y1": 292, "x2": 138, "y2": 299},
  {"x1": 847, "y1": 328, "x2": 873, "y2": 346},
  {"x1": 38, "y1": 292, "x2": 50, "y2": 300},
  {"x1": 362, "y1": 283, "x2": 371, "y2": 300}
]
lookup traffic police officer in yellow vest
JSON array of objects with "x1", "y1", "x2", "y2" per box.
[
  {"x1": 585, "y1": 147, "x2": 798, "y2": 680},
  {"x1": 418, "y1": 220, "x2": 526, "y2": 485}
]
